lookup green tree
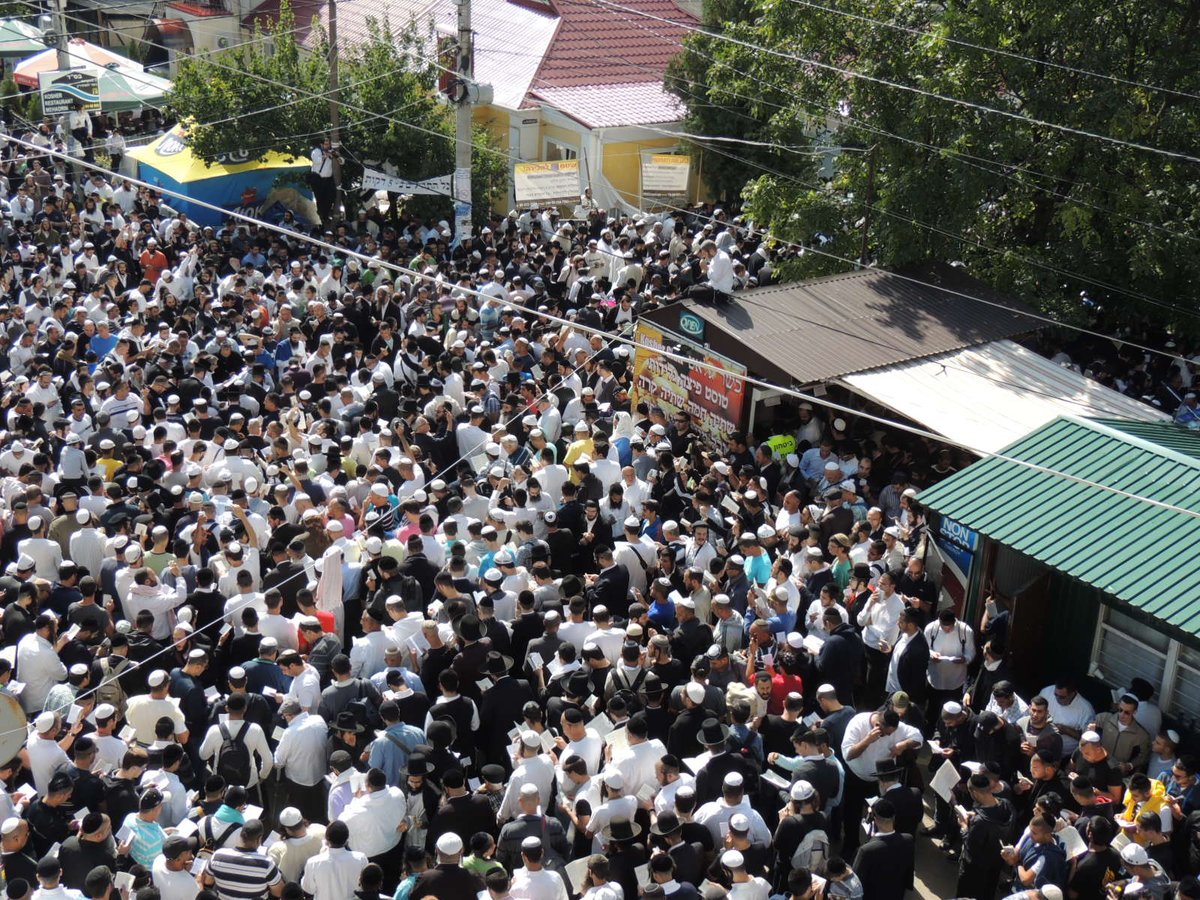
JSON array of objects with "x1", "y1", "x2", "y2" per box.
[
  {"x1": 167, "y1": 0, "x2": 507, "y2": 221},
  {"x1": 668, "y1": 0, "x2": 1200, "y2": 327}
]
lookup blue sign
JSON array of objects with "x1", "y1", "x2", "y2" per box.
[
  {"x1": 939, "y1": 516, "x2": 978, "y2": 551},
  {"x1": 679, "y1": 310, "x2": 706, "y2": 341}
]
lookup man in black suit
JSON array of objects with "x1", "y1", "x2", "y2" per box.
[
  {"x1": 478, "y1": 651, "x2": 534, "y2": 770},
  {"x1": 693, "y1": 719, "x2": 760, "y2": 804},
  {"x1": 411, "y1": 832, "x2": 485, "y2": 900},
  {"x1": 853, "y1": 798, "x2": 915, "y2": 900},
  {"x1": 648, "y1": 854, "x2": 700, "y2": 900},
  {"x1": 814, "y1": 611, "x2": 862, "y2": 706},
  {"x1": 424, "y1": 769, "x2": 498, "y2": 854},
  {"x1": 508, "y1": 594, "x2": 544, "y2": 678},
  {"x1": 889, "y1": 607, "x2": 930, "y2": 706},
  {"x1": 876, "y1": 762, "x2": 924, "y2": 837},
  {"x1": 602, "y1": 818, "x2": 648, "y2": 900},
  {"x1": 399, "y1": 534, "x2": 440, "y2": 604},
  {"x1": 585, "y1": 547, "x2": 630, "y2": 619},
  {"x1": 649, "y1": 811, "x2": 705, "y2": 887},
  {"x1": 262, "y1": 542, "x2": 307, "y2": 616}
]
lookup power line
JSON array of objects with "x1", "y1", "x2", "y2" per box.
[
  {"x1": 785, "y1": 0, "x2": 1200, "y2": 104},
  {"x1": 568, "y1": 0, "x2": 1200, "y2": 166},
  {"x1": 9, "y1": 133, "x2": 1197, "y2": 527}
]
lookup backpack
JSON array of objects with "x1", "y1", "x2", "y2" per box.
[
  {"x1": 199, "y1": 816, "x2": 241, "y2": 853},
  {"x1": 215, "y1": 722, "x2": 252, "y2": 788},
  {"x1": 610, "y1": 667, "x2": 646, "y2": 713},
  {"x1": 791, "y1": 824, "x2": 831, "y2": 872}
]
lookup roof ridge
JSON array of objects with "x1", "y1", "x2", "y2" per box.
[{"x1": 1069, "y1": 416, "x2": 1200, "y2": 473}]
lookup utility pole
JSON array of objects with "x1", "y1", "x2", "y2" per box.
[
  {"x1": 858, "y1": 143, "x2": 877, "y2": 268},
  {"x1": 52, "y1": 0, "x2": 70, "y2": 70},
  {"x1": 327, "y1": 0, "x2": 343, "y2": 221},
  {"x1": 452, "y1": 0, "x2": 473, "y2": 242}
]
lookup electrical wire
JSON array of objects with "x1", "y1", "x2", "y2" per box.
[
  {"x1": 21, "y1": 0, "x2": 1195, "y2": 356},
  {"x1": 563, "y1": 0, "x2": 1200, "y2": 165},
  {"x1": 8, "y1": 133, "x2": 1196, "y2": 524},
  {"x1": 783, "y1": 0, "x2": 1200, "y2": 104}
]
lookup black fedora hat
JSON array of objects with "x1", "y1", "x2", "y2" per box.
[
  {"x1": 602, "y1": 817, "x2": 643, "y2": 842},
  {"x1": 649, "y1": 811, "x2": 682, "y2": 837},
  {"x1": 458, "y1": 614, "x2": 484, "y2": 643},
  {"x1": 697, "y1": 717, "x2": 730, "y2": 747},
  {"x1": 407, "y1": 753, "x2": 435, "y2": 776},
  {"x1": 483, "y1": 650, "x2": 513, "y2": 676},
  {"x1": 334, "y1": 711, "x2": 364, "y2": 734}
]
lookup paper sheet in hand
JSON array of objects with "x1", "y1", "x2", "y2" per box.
[
  {"x1": 962, "y1": 761, "x2": 984, "y2": 775},
  {"x1": 1059, "y1": 825, "x2": 1087, "y2": 860},
  {"x1": 120, "y1": 725, "x2": 137, "y2": 743},
  {"x1": 263, "y1": 686, "x2": 278, "y2": 698},
  {"x1": 507, "y1": 726, "x2": 522, "y2": 742},
  {"x1": 1111, "y1": 831, "x2": 1132, "y2": 850},
  {"x1": 116, "y1": 825, "x2": 133, "y2": 844},
  {"x1": 17, "y1": 783, "x2": 36, "y2": 800},
  {"x1": 566, "y1": 856, "x2": 592, "y2": 894},
  {"x1": 175, "y1": 818, "x2": 198, "y2": 837},
  {"x1": 190, "y1": 856, "x2": 206, "y2": 875},
  {"x1": 539, "y1": 731, "x2": 557, "y2": 752},
  {"x1": 635, "y1": 864, "x2": 650, "y2": 885},
  {"x1": 204, "y1": 686, "x2": 219, "y2": 701},
  {"x1": 66, "y1": 703, "x2": 84, "y2": 725},
  {"x1": 72, "y1": 806, "x2": 90, "y2": 822},
  {"x1": 802, "y1": 634, "x2": 825, "y2": 655},
  {"x1": 682, "y1": 751, "x2": 711, "y2": 774},
  {"x1": 605, "y1": 726, "x2": 629, "y2": 755},
  {"x1": 243, "y1": 804, "x2": 263, "y2": 821},
  {"x1": 469, "y1": 778, "x2": 481, "y2": 791},
  {"x1": 762, "y1": 769, "x2": 790, "y2": 792},
  {"x1": 636, "y1": 784, "x2": 658, "y2": 804},
  {"x1": 802, "y1": 712, "x2": 821, "y2": 727},
  {"x1": 589, "y1": 713, "x2": 614, "y2": 738},
  {"x1": 528, "y1": 653, "x2": 544, "y2": 670},
  {"x1": 272, "y1": 726, "x2": 287, "y2": 741},
  {"x1": 721, "y1": 495, "x2": 741, "y2": 515},
  {"x1": 477, "y1": 677, "x2": 494, "y2": 693},
  {"x1": 926, "y1": 740, "x2": 943, "y2": 756},
  {"x1": 114, "y1": 872, "x2": 135, "y2": 891},
  {"x1": 7, "y1": 681, "x2": 23, "y2": 696},
  {"x1": 930, "y1": 758, "x2": 961, "y2": 803},
  {"x1": 265, "y1": 831, "x2": 280, "y2": 847}
]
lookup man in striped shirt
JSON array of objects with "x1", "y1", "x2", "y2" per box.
[{"x1": 202, "y1": 819, "x2": 284, "y2": 899}]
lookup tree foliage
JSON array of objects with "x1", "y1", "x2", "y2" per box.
[
  {"x1": 167, "y1": 0, "x2": 508, "y2": 221},
  {"x1": 667, "y1": 0, "x2": 1200, "y2": 327}
]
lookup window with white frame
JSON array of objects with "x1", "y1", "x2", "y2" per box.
[
  {"x1": 1092, "y1": 605, "x2": 1200, "y2": 725},
  {"x1": 544, "y1": 139, "x2": 577, "y2": 161}
]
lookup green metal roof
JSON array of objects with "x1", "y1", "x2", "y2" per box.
[{"x1": 919, "y1": 416, "x2": 1200, "y2": 637}]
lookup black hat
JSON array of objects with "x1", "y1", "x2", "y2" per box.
[
  {"x1": 334, "y1": 711, "x2": 364, "y2": 734},
  {"x1": 650, "y1": 811, "x2": 683, "y2": 836},
  {"x1": 457, "y1": 614, "x2": 484, "y2": 643},
  {"x1": 975, "y1": 711, "x2": 1001, "y2": 736},
  {"x1": 483, "y1": 650, "x2": 513, "y2": 676},
  {"x1": 697, "y1": 717, "x2": 730, "y2": 747},
  {"x1": 480, "y1": 763, "x2": 505, "y2": 784},
  {"x1": 567, "y1": 671, "x2": 591, "y2": 698},
  {"x1": 407, "y1": 754, "x2": 435, "y2": 776},
  {"x1": 603, "y1": 817, "x2": 643, "y2": 842},
  {"x1": 852, "y1": 562, "x2": 871, "y2": 580}
]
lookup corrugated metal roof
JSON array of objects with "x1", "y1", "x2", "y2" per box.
[
  {"x1": 672, "y1": 265, "x2": 1040, "y2": 385},
  {"x1": 839, "y1": 339, "x2": 1167, "y2": 454},
  {"x1": 919, "y1": 416, "x2": 1200, "y2": 637},
  {"x1": 531, "y1": 82, "x2": 685, "y2": 127}
]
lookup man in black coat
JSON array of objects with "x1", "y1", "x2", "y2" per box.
[
  {"x1": 585, "y1": 547, "x2": 630, "y2": 619},
  {"x1": 853, "y1": 798, "x2": 915, "y2": 900},
  {"x1": 650, "y1": 812, "x2": 705, "y2": 887},
  {"x1": 813, "y1": 612, "x2": 862, "y2": 706},
  {"x1": 693, "y1": 719, "x2": 760, "y2": 805},
  {"x1": 876, "y1": 762, "x2": 924, "y2": 837},
  {"x1": 411, "y1": 833, "x2": 486, "y2": 900},
  {"x1": 891, "y1": 607, "x2": 930, "y2": 705},
  {"x1": 399, "y1": 535, "x2": 440, "y2": 605},
  {"x1": 425, "y1": 769, "x2": 499, "y2": 854},
  {"x1": 477, "y1": 652, "x2": 534, "y2": 769},
  {"x1": 602, "y1": 819, "x2": 648, "y2": 900},
  {"x1": 508, "y1": 594, "x2": 545, "y2": 678}
]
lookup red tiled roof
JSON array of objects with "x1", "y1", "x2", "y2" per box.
[
  {"x1": 532, "y1": 0, "x2": 694, "y2": 89},
  {"x1": 168, "y1": 1, "x2": 230, "y2": 17}
]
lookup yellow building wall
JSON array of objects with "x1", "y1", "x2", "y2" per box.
[{"x1": 602, "y1": 137, "x2": 684, "y2": 208}]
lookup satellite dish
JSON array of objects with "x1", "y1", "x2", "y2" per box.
[{"x1": 0, "y1": 692, "x2": 30, "y2": 765}]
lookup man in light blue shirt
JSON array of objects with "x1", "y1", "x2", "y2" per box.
[{"x1": 367, "y1": 700, "x2": 426, "y2": 786}]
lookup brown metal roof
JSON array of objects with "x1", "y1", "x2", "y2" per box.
[{"x1": 645, "y1": 265, "x2": 1040, "y2": 386}]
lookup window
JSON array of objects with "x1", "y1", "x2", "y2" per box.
[
  {"x1": 1094, "y1": 607, "x2": 1168, "y2": 697},
  {"x1": 1092, "y1": 606, "x2": 1200, "y2": 722},
  {"x1": 544, "y1": 139, "x2": 577, "y2": 161}
]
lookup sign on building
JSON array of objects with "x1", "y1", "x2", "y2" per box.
[
  {"x1": 631, "y1": 321, "x2": 747, "y2": 449},
  {"x1": 513, "y1": 159, "x2": 580, "y2": 205},
  {"x1": 641, "y1": 153, "x2": 690, "y2": 197},
  {"x1": 38, "y1": 70, "x2": 100, "y2": 117}
]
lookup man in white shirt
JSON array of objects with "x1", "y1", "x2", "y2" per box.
[
  {"x1": 280, "y1": 652, "x2": 322, "y2": 713},
  {"x1": 923, "y1": 610, "x2": 976, "y2": 723},
  {"x1": 198, "y1": 693, "x2": 273, "y2": 789},
  {"x1": 125, "y1": 670, "x2": 189, "y2": 745},
  {"x1": 15, "y1": 613, "x2": 67, "y2": 714},
  {"x1": 695, "y1": 781, "x2": 771, "y2": 846},
  {"x1": 856, "y1": 571, "x2": 905, "y2": 707},
  {"x1": 274, "y1": 700, "x2": 330, "y2": 823},
  {"x1": 723, "y1": 848, "x2": 771, "y2": 900},
  {"x1": 510, "y1": 836, "x2": 569, "y2": 900},
  {"x1": 349, "y1": 608, "x2": 390, "y2": 678},
  {"x1": 500, "y1": 735, "x2": 556, "y2": 823},
  {"x1": 301, "y1": 820, "x2": 367, "y2": 900},
  {"x1": 26, "y1": 711, "x2": 70, "y2": 796},
  {"x1": 17, "y1": 519, "x2": 61, "y2": 580},
  {"x1": 1039, "y1": 677, "x2": 1096, "y2": 756},
  {"x1": 840, "y1": 709, "x2": 922, "y2": 855},
  {"x1": 153, "y1": 834, "x2": 202, "y2": 900},
  {"x1": 605, "y1": 716, "x2": 667, "y2": 797},
  {"x1": 340, "y1": 768, "x2": 407, "y2": 863}
]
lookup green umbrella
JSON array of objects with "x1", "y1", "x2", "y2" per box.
[
  {"x1": 97, "y1": 67, "x2": 172, "y2": 112},
  {"x1": 0, "y1": 19, "x2": 46, "y2": 60}
]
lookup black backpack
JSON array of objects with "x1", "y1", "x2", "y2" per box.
[{"x1": 215, "y1": 722, "x2": 252, "y2": 787}]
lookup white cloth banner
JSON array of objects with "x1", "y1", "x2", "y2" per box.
[{"x1": 360, "y1": 168, "x2": 452, "y2": 196}]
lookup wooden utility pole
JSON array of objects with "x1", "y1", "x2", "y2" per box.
[{"x1": 859, "y1": 144, "x2": 877, "y2": 267}]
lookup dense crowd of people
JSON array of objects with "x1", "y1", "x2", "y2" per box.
[{"x1": 0, "y1": 128, "x2": 1194, "y2": 900}]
